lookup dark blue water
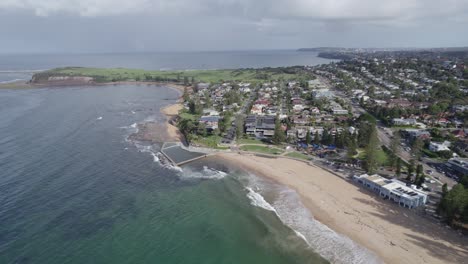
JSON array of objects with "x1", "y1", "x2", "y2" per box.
[{"x1": 0, "y1": 50, "x2": 332, "y2": 82}]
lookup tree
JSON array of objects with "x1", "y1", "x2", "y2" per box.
[
  {"x1": 188, "y1": 100, "x2": 202, "y2": 115},
  {"x1": 406, "y1": 160, "x2": 415, "y2": 181},
  {"x1": 272, "y1": 116, "x2": 285, "y2": 145},
  {"x1": 411, "y1": 138, "x2": 424, "y2": 160},
  {"x1": 415, "y1": 174, "x2": 425, "y2": 187},
  {"x1": 235, "y1": 114, "x2": 245, "y2": 140},
  {"x1": 305, "y1": 131, "x2": 312, "y2": 145},
  {"x1": 182, "y1": 87, "x2": 190, "y2": 102},
  {"x1": 314, "y1": 131, "x2": 320, "y2": 145},
  {"x1": 416, "y1": 164, "x2": 423, "y2": 178},
  {"x1": 178, "y1": 118, "x2": 195, "y2": 143},
  {"x1": 437, "y1": 184, "x2": 468, "y2": 224},
  {"x1": 396, "y1": 158, "x2": 402, "y2": 177},
  {"x1": 321, "y1": 129, "x2": 332, "y2": 145},
  {"x1": 442, "y1": 183, "x2": 448, "y2": 198},
  {"x1": 364, "y1": 126, "x2": 379, "y2": 174},
  {"x1": 368, "y1": 86, "x2": 375, "y2": 98},
  {"x1": 218, "y1": 118, "x2": 227, "y2": 133}
]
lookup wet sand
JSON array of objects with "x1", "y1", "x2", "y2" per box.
[{"x1": 218, "y1": 153, "x2": 468, "y2": 264}]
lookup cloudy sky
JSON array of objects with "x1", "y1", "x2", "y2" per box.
[{"x1": 1, "y1": 0, "x2": 467, "y2": 53}]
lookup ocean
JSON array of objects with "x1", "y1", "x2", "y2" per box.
[{"x1": 0, "y1": 51, "x2": 375, "y2": 264}]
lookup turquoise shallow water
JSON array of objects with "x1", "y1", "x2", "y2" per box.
[{"x1": 0, "y1": 85, "x2": 329, "y2": 264}]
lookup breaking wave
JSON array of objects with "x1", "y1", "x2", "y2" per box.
[
  {"x1": 245, "y1": 178, "x2": 382, "y2": 264},
  {"x1": 246, "y1": 187, "x2": 277, "y2": 212},
  {"x1": 178, "y1": 166, "x2": 227, "y2": 180}
]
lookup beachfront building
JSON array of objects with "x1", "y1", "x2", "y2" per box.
[
  {"x1": 245, "y1": 115, "x2": 275, "y2": 138},
  {"x1": 353, "y1": 174, "x2": 428, "y2": 209},
  {"x1": 446, "y1": 158, "x2": 468, "y2": 177}
]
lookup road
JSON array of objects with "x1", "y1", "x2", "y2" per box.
[{"x1": 221, "y1": 85, "x2": 259, "y2": 144}]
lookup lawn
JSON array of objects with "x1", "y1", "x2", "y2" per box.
[
  {"x1": 179, "y1": 112, "x2": 197, "y2": 121},
  {"x1": 357, "y1": 148, "x2": 390, "y2": 166},
  {"x1": 286, "y1": 152, "x2": 311, "y2": 160},
  {"x1": 240, "y1": 145, "x2": 284, "y2": 155},
  {"x1": 192, "y1": 135, "x2": 221, "y2": 148},
  {"x1": 237, "y1": 138, "x2": 268, "y2": 145}
]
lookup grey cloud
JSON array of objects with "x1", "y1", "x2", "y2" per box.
[
  {"x1": 1, "y1": 0, "x2": 468, "y2": 22},
  {"x1": 0, "y1": 1, "x2": 467, "y2": 53}
]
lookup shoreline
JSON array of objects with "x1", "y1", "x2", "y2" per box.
[
  {"x1": 217, "y1": 152, "x2": 468, "y2": 264},
  {"x1": 160, "y1": 102, "x2": 184, "y2": 143},
  {"x1": 0, "y1": 79, "x2": 188, "y2": 90}
]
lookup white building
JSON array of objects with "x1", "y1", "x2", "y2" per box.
[
  {"x1": 429, "y1": 141, "x2": 451, "y2": 152},
  {"x1": 353, "y1": 174, "x2": 428, "y2": 209},
  {"x1": 392, "y1": 118, "x2": 417, "y2": 126}
]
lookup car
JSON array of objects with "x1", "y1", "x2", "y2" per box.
[{"x1": 426, "y1": 170, "x2": 433, "y2": 175}]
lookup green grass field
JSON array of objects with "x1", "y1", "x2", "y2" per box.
[
  {"x1": 357, "y1": 148, "x2": 389, "y2": 166},
  {"x1": 285, "y1": 152, "x2": 311, "y2": 160},
  {"x1": 32, "y1": 66, "x2": 314, "y2": 84},
  {"x1": 192, "y1": 135, "x2": 221, "y2": 148},
  {"x1": 237, "y1": 138, "x2": 268, "y2": 145},
  {"x1": 240, "y1": 145, "x2": 283, "y2": 155}
]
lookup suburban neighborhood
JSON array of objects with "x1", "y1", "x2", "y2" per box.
[{"x1": 176, "y1": 49, "x2": 468, "y2": 230}]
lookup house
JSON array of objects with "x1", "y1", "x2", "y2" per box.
[
  {"x1": 312, "y1": 89, "x2": 334, "y2": 99},
  {"x1": 287, "y1": 129, "x2": 298, "y2": 139},
  {"x1": 197, "y1": 83, "x2": 210, "y2": 90},
  {"x1": 402, "y1": 129, "x2": 431, "y2": 140},
  {"x1": 353, "y1": 174, "x2": 428, "y2": 209},
  {"x1": 202, "y1": 108, "x2": 220, "y2": 116},
  {"x1": 308, "y1": 79, "x2": 322, "y2": 88},
  {"x1": 428, "y1": 141, "x2": 451, "y2": 152},
  {"x1": 387, "y1": 99, "x2": 412, "y2": 108},
  {"x1": 310, "y1": 107, "x2": 321, "y2": 115},
  {"x1": 392, "y1": 118, "x2": 417, "y2": 126},
  {"x1": 292, "y1": 115, "x2": 309, "y2": 125},
  {"x1": 251, "y1": 105, "x2": 264, "y2": 115},
  {"x1": 293, "y1": 104, "x2": 305, "y2": 112},
  {"x1": 199, "y1": 116, "x2": 220, "y2": 130},
  {"x1": 332, "y1": 108, "x2": 349, "y2": 115},
  {"x1": 436, "y1": 118, "x2": 449, "y2": 126}
]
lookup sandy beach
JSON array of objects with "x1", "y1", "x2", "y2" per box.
[
  {"x1": 160, "y1": 102, "x2": 184, "y2": 142},
  {"x1": 217, "y1": 153, "x2": 468, "y2": 264}
]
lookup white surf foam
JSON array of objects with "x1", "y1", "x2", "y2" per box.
[
  {"x1": 244, "y1": 175, "x2": 382, "y2": 264},
  {"x1": 272, "y1": 187, "x2": 382, "y2": 264},
  {"x1": 178, "y1": 166, "x2": 227, "y2": 180},
  {"x1": 246, "y1": 187, "x2": 277, "y2": 212},
  {"x1": 130, "y1": 123, "x2": 137, "y2": 128}
]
